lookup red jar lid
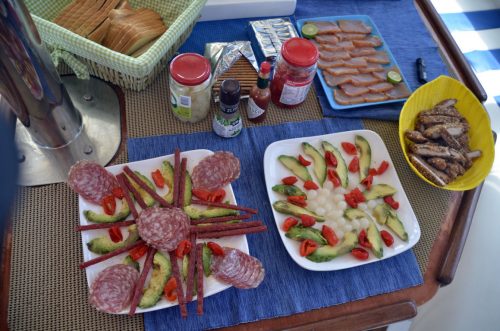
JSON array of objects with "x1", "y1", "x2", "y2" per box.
[
  {"x1": 170, "y1": 53, "x2": 211, "y2": 86},
  {"x1": 281, "y1": 37, "x2": 319, "y2": 67}
]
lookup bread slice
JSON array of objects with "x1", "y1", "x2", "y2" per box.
[
  {"x1": 120, "y1": 25, "x2": 166, "y2": 55},
  {"x1": 54, "y1": 0, "x2": 92, "y2": 28},
  {"x1": 130, "y1": 37, "x2": 159, "y2": 57},
  {"x1": 87, "y1": 18, "x2": 110, "y2": 43},
  {"x1": 66, "y1": 0, "x2": 105, "y2": 32},
  {"x1": 76, "y1": 0, "x2": 121, "y2": 37}
]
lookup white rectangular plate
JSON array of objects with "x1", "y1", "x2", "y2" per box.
[
  {"x1": 263, "y1": 130, "x2": 420, "y2": 271},
  {"x1": 78, "y1": 149, "x2": 248, "y2": 314}
]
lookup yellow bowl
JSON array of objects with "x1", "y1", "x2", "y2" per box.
[{"x1": 399, "y1": 75, "x2": 495, "y2": 191}]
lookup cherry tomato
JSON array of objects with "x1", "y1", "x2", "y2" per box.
[
  {"x1": 351, "y1": 188, "x2": 366, "y2": 203},
  {"x1": 282, "y1": 176, "x2": 298, "y2": 185},
  {"x1": 361, "y1": 174, "x2": 373, "y2": 190},
  {"x1": 344, "y1": 193, "x2": 358, "y2": 208},
  {"x1": 322, "y1": 225, "x2": 339, "y2": 246},
  {"x1": 327, "y1": 169, "x2": 341, "y2": 188},
  {"x1": 348, "y1": 156, "x2": 359, "y2": 173},
  {"x1": 282, "y1": 217, "x2": 299, "y2": 232},
  {"x1": 209, "y1": 189, "x2": 226, "y2": 203},
  {"x1": 108, "y1": 226, "x2": 123, "y2": 243},
  {"x1": 163, "y1": 276, "x2": 178, "y2": 302},
  {"x1": 351, "y1": 247, "x2": 369, "y2": 260},
  {"x1": 341, "y1": 142, "x2": 357, "y2": 155},
  {"x1": 358, "y1": 229, "x2": 372, "y2": 249},
  {"x1": 299, "y1": 239, "x2": 318, "y2": 257},
  {"x1": 175, "y1": 239, "x2": 192, "y2": 258},
  {"x1": 303, "y1": 180, "x2": 319, "y2": 190},
  {"x1": 151, "y1": 169, "x2": 165, "y2": 188},
  {"x1": 129, "y1": 243, "x2": 149, "y2": 261},
  {"x1": 325, "y1": 151, "x2": 338, "y2": 167},
  {"x1": 101, "y1": 195, "x2": 116, "y2": 215},
  {"x1": 377, "y1": 161, "x2": 390, "y2": 175},
  {"x1": 300, "y1": 214, "x2": 316, "y2": 227},
  {"x1": 384, "y1": 196, "x2": 400, "y2": 210},
  {"x1": 380, "y1": 230, "x2": 394, "y2": 247},
  {"x1": 112, "y1": 187, "x2": 125, "y2": 199},
  {"x1": 287, "y1": 195, "x2": 307, "y2": 207},
  {"x1": 207, "y1": 242, "x2": 225, "y2": 256},
  {"x1": 368, "y1": 168, "x2": 378, "y2": 177},
  {"x1": 298, "y1": 154, "x2": 312, "y2": 166},
  {"x1": 192, "y1": 188, "x2": 211, "y2": 201}
]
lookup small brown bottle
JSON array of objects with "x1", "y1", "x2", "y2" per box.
[{"x1": 247, "y1": 61, "x2": 271, "y2": 123}]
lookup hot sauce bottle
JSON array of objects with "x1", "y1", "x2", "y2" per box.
[{"x1": 247, "y1": 61, "x2": 271, "y2": 123}]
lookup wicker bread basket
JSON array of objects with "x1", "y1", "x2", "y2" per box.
[{"x1": 25, "y1": 0, "x2": 206, "y2": 91}]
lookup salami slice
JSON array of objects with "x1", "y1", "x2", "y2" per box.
[
  {"x1": 68, "y1": 160, "x2": 118, "y2": 204},
  {"x1": 89, "y1": 264, "x2": 139, "y2": 313},
  {"x1": 211, "y1": 247, "x2": 265, "y2": 289},
  {"x1": 192, "y1": 152, "x2": 240, "y2": 191},
  {"x1": 136, "y1": 207, "x2": 189, "y2": 251}
]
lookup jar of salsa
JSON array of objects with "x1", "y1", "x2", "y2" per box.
[{"x1": 270, "y1": 38, "x2": 319, "y2": 108}]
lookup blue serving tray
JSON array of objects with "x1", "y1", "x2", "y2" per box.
[{"x1": 296, "y1": 15, "x2": 412, "y2": 110}]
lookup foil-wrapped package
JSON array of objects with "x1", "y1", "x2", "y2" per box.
[{"x1": 248, "y1": 18, "x2": 298, "y2": 64}]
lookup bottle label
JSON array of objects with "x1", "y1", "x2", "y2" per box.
[
  {"x1": 171, "y1": 92, "x2": 191, "y2": 119},
  {"x1": 220, "y1": 101, "x2": 239, "y2": 115},
  {"x1": 279, "y1": 80, "x2": 312, "y2": 105},
  {"x1": 247, "y1": 98, "x2": 265, "y2": 119},
  {"x1": 213, "y1": 113, "x2": 242, "y2": 138}
]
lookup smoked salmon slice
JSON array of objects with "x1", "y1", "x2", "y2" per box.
[
  {"x1": 317, "y1": 58, "x2": 344, "y2": 70},
  {"x1": 326, "y1": 67, "x2": 360, "y2": 76},
  {"x1": 307, "y1": 21, "x2": 341, "y2": 34},
  {"x1": 338, "y1": 20, "x2": 372, "y2": 34},
  {"x1": 352, "y1": 36, "x2": 382, "y2": 48},
  {"x1": 358, "y1": 63, "x2": 384, "y2": 73},
  {"x1": 315, "y1": 35, "x2": 339, "y2": 44},
  {"x1": 334, "y1": 89, "x2": 364, "y2": 105},
  {"x1": 349, "y1": 47, "x2": 377, "y2": 57},
  {"x1": 319, "y1": 50, "x2": 351, "y2": 61},
  {"x1": 368, "y1": 82, "x2": 394, "y2": 93},
  {"x1": 363, "y1": 93, "x2": 389, "y2": 103},
  {"x1": 340, "y1": 83, "x2": 370, "y2": 97},
  {"x1": 385, "y1": 84, "x2": 411, "y2": 99},
  {"x1": 350, "y1": 73, "x2": 382, "y2": 86},
  {"x1": 322, "y1": 41, "x2": 355, "y2": 51},
  {"x1": 365, "y1": 51, "x2": 390, "y2": 64},
  {"x1": 322, "y1": 72, "x2": 353, "y2": 87},
  {"x1": 343, "y1": 57, "x2": 368, "y2": 68},
  {"x1": 336, "y1": 32, "x2": 367, "y2": 41}
]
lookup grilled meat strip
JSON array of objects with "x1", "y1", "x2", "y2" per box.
[
  {"x1": 427, "y1": 157, "x2": 448, "y2": 171},
  {"x1": 409, "y1": 153, "x2": 450, "y2": 186},
  {"x1": 405, "y1": 130, "x2": 428, "y2": 143},
  {"x1": 423, "y1": 123, "x2": 468, "y2": 139},
  {"x1": 439, "y1": 127, "x2": 463, "y2": 150},
  {"x1": 411, "y1": 143, "x2": 451, "y2": 158},
  {"x1": 418, "y1": 114, "x2": 462, "y2": 126}
]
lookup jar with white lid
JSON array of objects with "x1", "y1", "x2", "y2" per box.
[{"x1": 169, "y1": 53, "x2": 212, "y2": 123}]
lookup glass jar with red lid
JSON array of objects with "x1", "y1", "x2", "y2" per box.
[
  {"x1": 270, "y1": 37, "x2": 319, "y2": 108},
  {"x1": 169, "y1": 53, "x2": 212, "y2": 123}
]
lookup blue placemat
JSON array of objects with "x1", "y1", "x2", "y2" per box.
[
  {"x1": 129, "y1": 118, "x2": 423, "y2": 331},
  {"x1": 178, "y1": 0, "x2": 449, "y2": 121}
]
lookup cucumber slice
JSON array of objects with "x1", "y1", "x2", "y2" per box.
[{"x1": 302, "y1": 23, "x2": 319, "y2": 39}]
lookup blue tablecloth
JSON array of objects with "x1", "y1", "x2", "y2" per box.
[
  {"x1": 179, "y1": 0, "x2": 449, "y2": 121},
  {"x1": 131, "y1": 119, "x2": 424, "y2": 331}
]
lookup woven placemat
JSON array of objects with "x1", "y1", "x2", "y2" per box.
[{"x1": 8, "y1": 72, "x2": 450, "y2": 330}]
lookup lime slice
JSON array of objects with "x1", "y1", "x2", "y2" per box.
[
  {"x1": 387, "y1": 70, "x2": 402, "y2": 84},
  {"x1": 302, "y1": 23, "x2": 319, "y2": 39}
]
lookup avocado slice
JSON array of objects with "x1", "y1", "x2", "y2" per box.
[
  {"x1": 202, "y1": 244, "x2": 212, "y2": 277},
  {"x1": 355, "y1": 135, "x2": 371, "y2": 181},
  {"x1": 285, "y1": 225, "x2": 327, "y2": 245},
  {"x1": 184, "y1": 205, "x2": 238, "y2": 220},
  {"x1": 122, "y1": 255, "x2": 140, "y2": 272},
  {"x1": 182, "y1": 254, "x2": 189, "y2": 280},
  {"x1": 343, "y1": 208, "x2": 369, "y2": 220},
  {"x1": 162, "y1": 160, "x2": 192, "y2": 206},
  {"x1": 366, "y1": 220, "x2": 383, "y2": 258},
  {"x1": 272, "y1": 184, "x2": 306, "y2": 197},
  {"x1": 302, "y1": 142, "x2": 327, "y2": 187},
  {"x1": 87, "y1": 224, "x2": 139, "y2": 254},
  {"x1": 126, "y1": 171, "x2": 156, "y2": 207},
  {"x1": 139, "y1": 251, "x2": 172, "y2": 308},
  {"x1": 373, "y1": 203, "x2": 391, "y2": 225},
  {"x1": 363, "y1": 184, "x2": 397, "y2": 200},
  {"x1": 322, "y1": 141, "x2": 348, "y2": 188},
  {"x1": 306, "y1": 231, "x2": 358, "y2": 262},
  {"x1": 278, "y1": 155, "x2": 312, "y2": 182},
  {"x1": 83, "y1": 199, "x2": 131, "y2": 223},
  {"x1": 386, "y1": 210, "x2": 408, "y2": 241},
  {"x1": 273, "y1": 200, "x2": 325, "y2": 222}
]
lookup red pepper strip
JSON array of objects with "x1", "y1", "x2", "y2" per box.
[
  {"x1": 79, "y1": 240, "x2": 145, "y2": 269},
  {"x1": 298, "y1": 154, "x2": 311, "y2": 166},
  {"x1": 129, "y1": 247, "x2": 157, "y2": 315},
  {"x1": 344, "y1": 193, "x2": 358, "y2": 208},
  {"x1": 299, "y1": 239, "x2": 318, "y2": 257},
  {"x1": 190, "y1": 214, "x2": 251, "y2": 225},
  {"x1": 282, "y1": 217, "x2": 299, "y2": 232},
  {"x1": 75, "y1": 220, "x2": 135, "y2": 232},
  {"x1": 303, "y1": 180, "x2": 319, "y2": 190},
  {"x1": 207, "y1": 241, "x2": 224, "y2": 256},
  {"x1": 178, "y1": 158, "x2": 187, "y2": 207},
  {"x1": 282, "y1": 176, "x2": 298, "y2": 185},
  {"x1": 351, "y1": 188, "x2": 366, "y2": 203},
  {"x1": 192, "y1": 188, "x2": 211, "y2": 201},
  {"x1": 123, "y1": 166, "x2": 173, "y2": 208},
  {"x1": 358, "y1": 229, "x2": 372, "y2": 249},
  {"x1": 351, "y1": 247, "x2": 369, "y2": 260},
  {"x1": 196, "y1": 243, "x2": 204, "y2": 315},
  {"x1": 322, "y1": 225, "x2": 339, "y2": 246},
  {"x1": 175, "y1": 239, "x2": 192, "y2": 258},
  {"x1": 190, "y1": 199, "x2": 258, "y2": 214},
  {"x1": 169, "y1": 250, "x2": 188, "y2": 318},
  {"x1": 287, "y1": 195, "x2": 307, "y2": 207},
  {"x1": 341, "y1": 142, "x2": 358, "y2": 155},
  {"x1": 151, "y1": 169, "x2": 165, "y2": 188},
  {"x1": 112, "y1": 187, "x2": 125, "y2": 199},
  {"x1": 360, "y1": 174, "x2": 373, "y2": 190},
  {"x1": 129, "y1": 243, "x2": 149, "y2": 261},
  {"x1": 185, "y1": 233, "x2": 197, "y2": 302},
  {"x1": 380, "y1": 230, "x2": 394, "y2": 247},
  {"x1": 197, "y1": 225, "x2": 267, "y2": 239},
  {"x1": 377, "y1": 161, "x2": 390, "y2": 175},
  {"x1": 325, "y1": 151, "x2": 338, "y2": 167},
  {"x1": 209, "y1": 188, "x2": 226, "y2": 203},
  {"x1": 118, "y1": 173, "x2": 148, "y2": 210},
  {"x1": 300, "y1": 214, "x2": 316, "y2": 227},
  {"x1": 164, "y1": 276, "x2": 178, "y2": 302},
  {"x1": 191, "y1": 221, "x2": 263, "y2": 233},
  {"x1": 116, "y1": 174, "x2": 139, "y2": 219},
  {"x1": 384, "y1": 196, "x2": 400, "y2": 210},
  {"x1": 173, "y1": 148, "x2": 181, "y2": 208},
  {"x1": 108, "y1": 226, "x2": 123, "y2": 243},
  {"x1": 101, "y1": 195, "x2": 116, "y2": 216},
  {"x1": 327, "y1": 169, "x2": 341, "y2": 188},
  {"x1": 348, "y1": 156, "x2": 359, "y2": 173}
]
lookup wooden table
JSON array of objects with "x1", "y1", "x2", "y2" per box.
[{"x1": 0, "y1": 1, "x2": 488, "y2": 330}]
